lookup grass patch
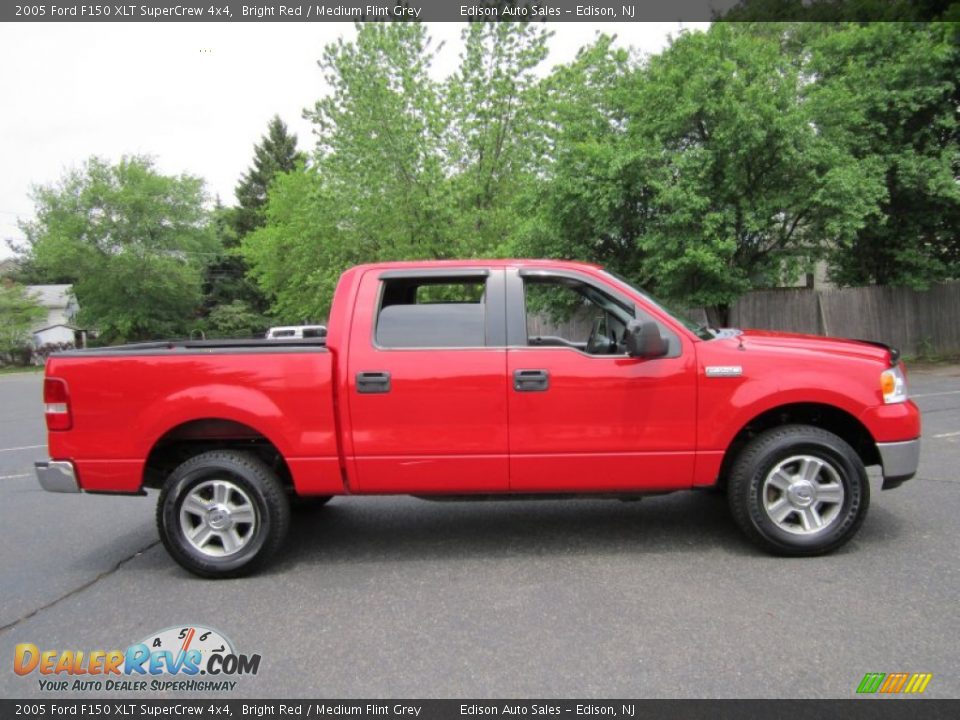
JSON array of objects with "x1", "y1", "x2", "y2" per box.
[{"x1": 0, "y1": 365, "x2": 44, "y2": 375}]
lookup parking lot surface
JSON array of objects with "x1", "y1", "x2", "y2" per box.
[{"x1": 1, "y1": 366, "x2": 958, "y2": 698}]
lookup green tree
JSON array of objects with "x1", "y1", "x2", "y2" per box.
[
  {"x1": 245, "y1": 23, "x2": 564, "y2": 318},
  {"x1": 526, "y1": 25, "x2": 886, "y2": 322},
  {"x1": 21, "y1": 156, "x2": 218, "y2": 343},
  {"x1": 443, "y1": 22, "x2": 551, "y2": 255},
  {"x1": 516, "y1": 36, "x2": 641, "y2": 274},
  {"x1": 629, "y1": 24, "x2": 884, "y2": 317},
  {"x1": 807, "y1": 22, "x2": 960, "y2": 286},
  {"x1": 304, "y1": 22, "x2": 452, "y2": 260},
  {"x1": 243, "y1": 20, "x2": 959, "y2": 324},
  {"x1": 245, "y1": 23, "x2": 453, "y2": 318},
  {"x1": 203, "y1": 299, "x2": 267, "y2": 339},
  {"x1": 0, "y1": 282, "x2": 45, "y2": 362},
  {"x1": 200, "y1": 197, "x2": 271, "y2": 329},
  {"x1": 232, "y1": 115, "x2": 306, "y2": 237},
  {"x1": 241, "y1": 167, "x2": 345, "y2": 321},
  {"x1": 721, "y1": 0, "x2": 960, "y2": 22},
  {"x1": 202, "y1": 117, "x2": 305, "y2": 325}
]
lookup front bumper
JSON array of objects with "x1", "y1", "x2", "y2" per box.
[
  {"x1": 877, "y1": 438, "x2": 920, "y2": 490},
  {"x1": 35, "y1": 460, "x2": 81, "y2": 493}
]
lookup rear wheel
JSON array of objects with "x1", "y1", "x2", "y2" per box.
[
  {"x1": 157, "y1": 450, "x2": 290, "y2": 578},
  {"x1": 727, "y1": 425, "x2": 870, "y2": 556}
]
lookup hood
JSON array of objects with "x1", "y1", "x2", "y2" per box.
[{"x1": 731, "y1": 329, "x2": 898, "y2": 366}]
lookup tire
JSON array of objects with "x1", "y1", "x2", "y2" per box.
[
  {"x1": 727, "y1": 424, "x2": 870, "y2": 556},
  {"x1": 157, "y1": 450, "x2": 291, "y2": 578}
]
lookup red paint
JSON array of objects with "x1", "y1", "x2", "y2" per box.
[
  {"x1": 506, "y1": 349, "x2": 697, "y2": 491},
  {"x1": 42, "y1": 259, "x2": 921, "y2": 496}
]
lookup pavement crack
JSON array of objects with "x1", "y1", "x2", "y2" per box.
[
  {"x1": 914, "y1": 475, "x2": 959, "y2": 485},
  {"x1": 0, "y1": 540, "x2": 160, "y2": 634}
]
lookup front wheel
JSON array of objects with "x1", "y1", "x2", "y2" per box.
[
  {"x1": 157, "y1": 450, "x2": 290, "y2": 578},
  {"x1": 727, "y1": 425, "x2": 870, "y2": 556}
]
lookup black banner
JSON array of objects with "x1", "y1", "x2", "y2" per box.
[
  {"x1": 6, "y1": 1, "x2": 715, "y2": 22},
  {"x1": 3, "y1": 0, "x2": 956, "y2": 23},
  {"x1": 2, "y1": 700, "x2": 960, "y2": 720}
]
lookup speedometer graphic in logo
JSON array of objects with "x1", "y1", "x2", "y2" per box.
[
  {"x1": 140, "y1": 625, "x2": 234, "y2": 668},
  {"x1": 127, "y1": 624, "x2": 260, "y2": 679}
]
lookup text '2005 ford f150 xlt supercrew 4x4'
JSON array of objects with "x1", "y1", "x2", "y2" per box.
[{"x1": 35, "y1": 260, "x2": 921, "y2": 577}]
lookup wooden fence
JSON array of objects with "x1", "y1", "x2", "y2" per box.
[
  {"x1": 506, "y1": 281, "x2": 960, "y2": 358},
  {"x1": 727, "y1": 281, "x2": 960, "y2": 357}
]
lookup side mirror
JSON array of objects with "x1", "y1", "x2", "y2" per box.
[{"x1": 625, "y1": 320, "x2": 668, "y2": 358}]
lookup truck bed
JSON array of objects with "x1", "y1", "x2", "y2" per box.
[{"x1": 44, "y1": 339, "x2": 340, "y2": 496}]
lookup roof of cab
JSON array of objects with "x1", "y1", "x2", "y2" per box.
[{"x1": 349, "y1": 259, "x2": 604, "y2": 273}]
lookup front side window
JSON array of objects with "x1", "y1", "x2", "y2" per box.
[
  {"x1": 376, "y1": 276, "x2": 488, "y2": 348},
  {"x1": 522, "y1": 275, "x2": 677, "y2": 356},
  {"x1": 602, "y1": 270, "x2": 715, "y2": 341}
]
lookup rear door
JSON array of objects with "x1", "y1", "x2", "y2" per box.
[{"x1": 345, "y1": 268, "x2": 509, "y2": 493}]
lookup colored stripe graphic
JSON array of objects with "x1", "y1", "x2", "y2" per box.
[
  {"x1": 857, "y1": 672, "x2": 932, "y2": 694},
  {"x1": 880, "y1": 672, "x2": 909, "y2": 693},
  {"x1": 857, "y1": 673, "x2": 885, "y2": 694},
  {"x1": 905, "y1": 674, "x2": 933, "y2": 694}
]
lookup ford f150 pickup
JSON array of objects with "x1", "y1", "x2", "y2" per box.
[{"x1": 35, "y1": 260, "x2": 921, "y2": 577}]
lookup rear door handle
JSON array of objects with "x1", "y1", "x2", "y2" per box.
[
  {"x1": 356, "y1": 371, "x2": 391, "y2": 394},
  {"x1": 513, "y1": 369, "x2": 549, "y2": 392}
]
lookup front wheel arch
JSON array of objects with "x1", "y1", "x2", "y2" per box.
[{"x1": 716, "y1": 403, "x2": 880, "y2": 490}]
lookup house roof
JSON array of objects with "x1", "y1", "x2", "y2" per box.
[{"x1": 26, "y1": 284, "x2": 74, "y2": 308}]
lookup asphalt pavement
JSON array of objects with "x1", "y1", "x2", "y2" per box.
[{"x1": 1, "y1": 366, "x2": 958, "y2": 699}]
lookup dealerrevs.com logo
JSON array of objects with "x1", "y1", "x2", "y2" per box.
[{"x1": 14, "y1": 625, "x2": 260, "y2": 692}]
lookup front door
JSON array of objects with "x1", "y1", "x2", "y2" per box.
[
  {"x1": 346, "y1": 267, "x2": 509, "y2": 494},
  {"x1": 506, "y1": 268, "x2": 697, "y2": 492}
]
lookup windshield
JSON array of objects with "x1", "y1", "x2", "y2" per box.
[{"x1": 601, "y1": 270, "x2": 717, "y2": 341}]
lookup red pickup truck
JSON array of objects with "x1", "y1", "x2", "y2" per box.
[{"x1": 36, "y1": 260, "x2": 920, "y2": 577}]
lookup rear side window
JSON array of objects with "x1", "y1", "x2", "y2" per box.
[{"x1": 376, "y1": 277, "x2": 487, "y2": 348}]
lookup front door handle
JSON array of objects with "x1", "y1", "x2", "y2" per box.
[
  {"x1": 513, "y1": 369, "x2": 549, "y2": 392},
  {"x1": 356, "y1": 371, "x2": 391, "y2": 394}
]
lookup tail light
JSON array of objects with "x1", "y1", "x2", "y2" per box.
[{"x1": 44, "y1": 378, "x2": 72, "y2": 431}]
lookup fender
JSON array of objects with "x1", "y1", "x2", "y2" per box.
[
  {"x1": 137, "y1": 384, "x2": 344, "y2": 496},
  {"x1": 135, "y1": 384, "x2": 294, "y2": 460},
  {"x1": 699, "y1": 369, "x2": 880, "y2": 452}
]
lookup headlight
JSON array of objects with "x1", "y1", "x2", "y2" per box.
[{"x1": 881, "y1": 366, "x2": 908, "y2": 404}]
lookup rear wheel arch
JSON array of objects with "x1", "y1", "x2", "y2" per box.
[{"x1": 142, "y1": 418, "x2": 293, "y2": 492}]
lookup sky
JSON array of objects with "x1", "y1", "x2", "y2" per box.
[{"x1": 0, "y1": 21, "x2": 709, "y2": 260}]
